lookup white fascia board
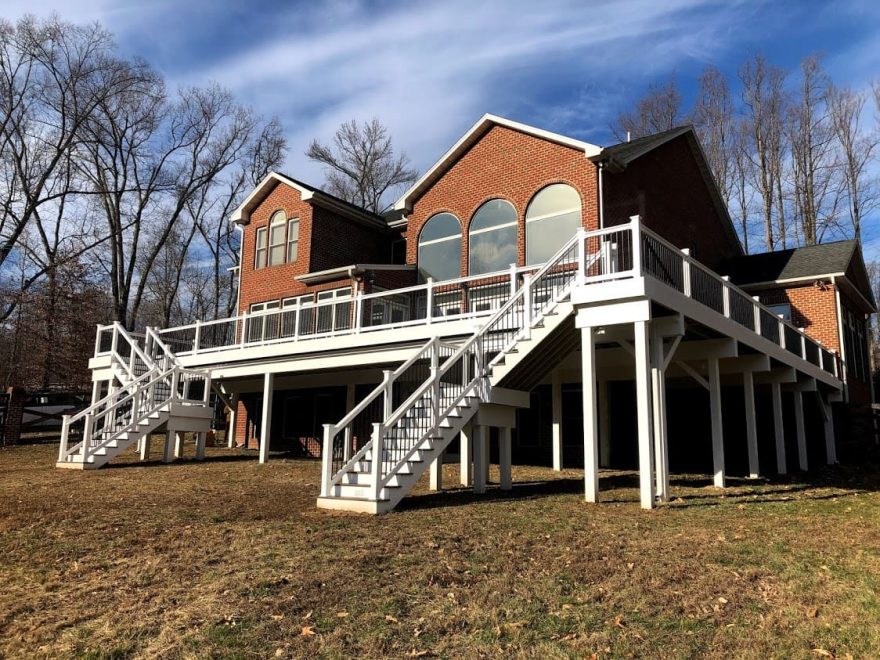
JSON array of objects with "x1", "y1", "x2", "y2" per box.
[
  {"x1": 393, "y1": 113, "x2": 603, "y2": 212},
  {"x1": 738, "y1": 273, "x2": 844, "y2": 290},
  {"x1": 230, "y1": 172, "x2": 313, "y2": 225}
]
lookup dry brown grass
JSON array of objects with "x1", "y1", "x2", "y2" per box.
[{"x1": 1, "y1": 442, "x2": 880, "y2": 659}]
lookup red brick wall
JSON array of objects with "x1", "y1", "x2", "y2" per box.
[
  {"x1": 405, "y1": 125, "x2": 600, "y2": 274},
  {"x1": 238, "y1": 182, "x2": 395, "y2": 313},
  {"x1": 756, "y1": 281, "x2": 872, "y2": 402},
  {"x1": 603, "y1": 135, "x2": 742, "y2": 270}
]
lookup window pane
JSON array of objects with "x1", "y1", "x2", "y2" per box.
[
  {"x1": 419, "y1": 238, "x2": 461, "y2": 281},
  {"x1": 418, "y1": 213, "x2": 462, "y2": 281},
  {"x1": 525, "y1": 184, "x2": 581, "y2": 265},
  {"x1": 470, "y1": 199, "x2": 516, "y2": 231},
  {"x1": 420, "y1": 212, "x2": 460, "y2": 241},
  {"x1": 287, "y1": 219, "x2": 299, "y2": 263},
  {"x1": 525, "y1": 210, "x2": 580, "y2": 264},
  {"x1": 269, "y1": 220, "x2": 286, "y2": 266},
  {"x1": 470, "y1": 224, "x2": 517, "y2": 274},
  {"x1": 469, "y1": 199, "x2": 517, "y2": 275},
  {"x1": 255, "y1": 228, "x2": 267, "y2": 269}
]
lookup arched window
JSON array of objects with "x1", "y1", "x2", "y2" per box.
[
  {"x1": 468, "y1": 199, "x2": 517, "y2": 275},
  {"x1": 268, "y1": 210, "x2": 287, "y2": 266},
  {"x1": 525, "y1": 184, "x2": 581, "y2": 265},
  {"x1": 418, "y1": 213, "x2": 461, "y2": 281}
]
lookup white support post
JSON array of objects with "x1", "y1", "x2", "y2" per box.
[
  {"x1": 651, "y1": 328, "x2": 669, "y2": 503},
  {"x1": 682, "y1": 248, "x2": 692, "y2": 297},
  {"x1": 743, "y1": 371, "x2": 760, "y2": 479},
  {"x1": 794, "y1": 391, "x2": 808, "y2": 471},
  {"x1": 90, "y1": 379, "x2": 101, "y2": 407},
  {"x1": 753, "y1": 297, "x2": 762, "y2": 335},
  {"x1": 633, "y1": 320, "x2": 654, "y2": 510},
  {"x1": 522, "y1": 274, "x2": 532, "y2": 339},
  {"x1": 582, "y1": 326, "x2": 599, "y2": 503},
  {"x1": 772, "y1": 382, "x2": 787, "y2": 474},
  {"x1": 823, "y1": 397, "x2": 837, "y2": 464},
  {"x1": 354, "y1": 293, "x2": 363, "y2": 333},
  {"x1": 259, "y1": 372, "x2": 274, "y2": 464},
  {"x1": 195, "y1": 432, "x2": 206, "y2": 460},
  {"x1": 459, "y1": 422, "x2": 473, "y2": 486},
  {"x1": 509, "y1": 263, "x2": 518, "y2": 296},
  {"x1": 598, "y1": 379, "x2": 611, "y2": 468},
  {"x1": 227, "y1": 393, "x2": 238, "y2": 448},
  {"x1": 721, "y1": 276, "x2": 731, "y2": 318},
  {"x1": 426, "y1": 277, "x2": 434, "y2": 324},
  {"x1": 193, "y1": 320, "x2": 202, "y2": 355},
  {"x1": 140, "y1": 433, "x2": 151, "y2": 461},
  {"x1": 499, "y1": 427, "x2": 512, "y2": 491},
  {"x1": 371, "y1": 423, "x2": 384, "y2": 501},
  {"x1": 173, "y1": 430, "x2": 184, "y2": 459},
  {"x1": 162, "y1": 426, "x2": 175, "y2": 463},
  {"x1": 576, "y1": 227, "x2": 587, "y2": 285},
  {"x1": 430, "y1": 449, "x2": 443, "y2": 491},
  {"x1": 321, "y1": 424, "x2": 333, "y2": 497},
  {"x1": 473, "y1": 424, "x2": 486, "y2": 494},
  {"x1": 551, "y1": 367, "x2": 563, "y2": 471},
  {"x1": 631, "y1": 216, "x2": 642, "y2": 276},
  {"x1": 708, "y1": 357, "x2": 725, "y2": 488}
]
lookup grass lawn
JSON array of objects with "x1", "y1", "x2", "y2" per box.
[{"x1": 2, "y1": 442, "x2": 879, "y2": 659}]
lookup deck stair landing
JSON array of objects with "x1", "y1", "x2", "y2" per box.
[
  {"x1": 57, "y1": 325, "x2": 212, "y2": 469},
  {"x1": 318, "y1": 231, "x2": 591, "y2": 513}
]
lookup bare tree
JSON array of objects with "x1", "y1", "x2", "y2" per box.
[
  {"x1": 81, "y1": 79, "x2": 259, "y2": 328},
  {"x1": 692, "y1": 66, "x2": 736, "y2": 206},
  {"x1": 826, "y1": 85, "x2": 878, "y2": 241},
  {"x1": 731, "y1": 118, "x2": 757, "y2": 253},
  {"x1": 0, "y1": 16, "x2": 147, "y2": 271},
  {"x1": 306, "y1": 118, "x2": 418, "y2": 213},
  {"x1": 613, "y1": 78, "x2": 684, "y2": 141},
  {"x1": 739, "y1": 54, "x2": 789, "y2": 250},
  {"x1": 786, "y1": 55, "x2": 840, "y2": 245}
]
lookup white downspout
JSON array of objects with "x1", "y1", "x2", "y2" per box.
[
  {"x1": 833, "y1": 275, "x2": 849, "y2": 402},
  {"x1": 234, "y1": 224, "x2": 245, "y2": 315},
  {"x1": 598, "y1": 161, "x2": 605, "y2": 230}
]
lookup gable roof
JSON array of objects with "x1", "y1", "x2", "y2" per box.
[
  {"x1": 724, "y1": 240, "x2": 876, "y2": 311},
  {"x1": 393, "y1": 114, "x2": 603, "y2": 212},
  {"x1": 598, "y1": 125, "x2": 694, "y2": 167},
  {"x1": 230, "y1": 172, "x2": 388, "y2": 230}
]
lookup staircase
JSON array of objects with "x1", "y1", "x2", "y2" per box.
[
  {"x1": 318, "y1": 230, "x2": 597, "y2": 513},
  {"x1": 57, "y1": 324, "x2": 213, "y2": 469}
]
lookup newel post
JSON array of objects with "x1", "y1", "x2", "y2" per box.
[
  {"x1": 509, "y1": 263, "x2": 518, "y2": 296},
  {"x1": 426, "y1": 277, "x2": 435, "y2": 324},
  {"x1": 630, "y1": 215, "x2": 642, "y2": 276},
  {"x1": 382, "y1": 369, "x2": 394, "y2": 419},
  {"x1": 193, "y1": 320, "x2": 202, "y2": 355},
  {"x1": 371, "y1": 423, "x2": 384, "y2": 501},
  {"x1": 321, "y1": 424, "x2": 333, "y2": 497},
  {"x1": 681, "y1": 248, "x2": 692, "y2": 297},
  {"x1": 721, "y1": 276, "x2": 731, "y2": 318},
  {"x1": 753, "y1": 296, "x2": 762, "y2": 335},
  {"x1": 522, "y1": 274, "x2": 533, "y2": 340},
  {"x1": 576, "y1": 227, "x2": 587, "y2": 285}
]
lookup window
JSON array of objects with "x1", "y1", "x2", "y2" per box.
[
  {"x1": 469, "y1": 199, "x2": 517, "y2": 275},
  {"x1": 247, "y1": 300, "x2": 280, "y2": 342},
  {"x1": 254, "y1": 227, "x2": 268, "y2": 269},
  {"x1": 268, "y1": 211, "x2": 287, "y2": 266},
  {"x1": 249, "y1": 300, "x2": 280, "y2": 313},
  {"x1": 287, "y1": 218, "x2": 300, "y2": 263},
  {"x1": 418, "y1": 213, "x2": 461, "y2": 282},
  {"x1": 525, "y1": 184, "x2": 581, "y2": 265},
  {"x1": 317, "y1": 287, "x2": 353, "y2": 333},
  {"x1": 767, "y1": 303, "x2": 792, "y2": 321}
]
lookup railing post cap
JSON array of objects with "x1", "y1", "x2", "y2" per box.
[
  {"x1": 721, "y1": 275, "x2": 730, "y2": 281},
  {"x1": 629, "y1": 215, "x2": 641, "y2": 224}
]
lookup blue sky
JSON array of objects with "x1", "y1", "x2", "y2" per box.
[{"x1": 4, "y1": 0, "x2": 880, "y2": 251}]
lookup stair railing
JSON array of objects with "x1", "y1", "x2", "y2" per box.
[
  {"x1": 320, "y1": 337, "x2": 445, "y2": 497},
  {"x1": 335, "y1": 226, "x2": 610, "y2": 501}
]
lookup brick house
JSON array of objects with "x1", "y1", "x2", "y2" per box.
[{"x1": 61, "y1": 114, "x2": 874, "y2": 513}]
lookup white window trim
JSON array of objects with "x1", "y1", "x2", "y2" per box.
[
  {"x1": 254, "y1": 227, "x2": 268, "y2": 269},
  {"x1": 287, "y1": 217, "x2": 300, "y2": 263},
  {"x1": 419, "y1": 233, "x2": 462, "y2": 247},
  {"x1": 469, "y1": 220, "x2": 518, "y2": 237},
  {"x1": 525, "y1": 207, "x2": 580, "y2": 224}
]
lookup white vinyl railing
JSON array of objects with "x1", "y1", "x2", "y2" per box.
[{"x1": 92, "y1": 218, "x2": 841, "y2": 380}]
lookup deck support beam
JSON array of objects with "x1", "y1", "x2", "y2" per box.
[
  {"x1": 459, "y1": 422, "x2": 473, "y2": 486},
  {"x1": 599, "y1": 379, "x2": 611, "y2": 468},
  {"x1": 140, "y1": 433, "x2": 151, "y2": 461},
  {"x1": 582, "y1": 326, "x2": 599, "y2": 503},
  {"x1": 651, "y1": 327, "x2": 670, "y2": 502},
  {"x1": 822, "y1": 396, "x2": 837, "y2": 465},
  {"x1": 552, "y1": 367, "x2": 563, "y2": 471},
  {"x1": 634, "y1": 320, "x2": 655, "y2": 510},
  {"x1": 708, "y1": 357, "x2": 725, "y2": 488},
  {"x1": 794, "y1": 391, "x2": 808, "y2": 471},
  {"x1": 771, "y1": 382, "x2": 787, "y2": 474},
  {"x1": 472, "y1": 424, "x2": 487, "y2": 495},
  {"x1": 429, "y1": 450, "x2": 443, "y2": 491},
  {"x1": 499, "y1": 427, "x2": 512, "y2": 491},
  {"x1": 227, "y1": 393, "x2": 238, "y2": 448},
  {"x1": 195, "y1": 432, "x2": 206, "y2": 460},
  {"x1": 259, "y1": 372, "x2": 274, "y2": 464},
  {"x1": 162, "y1": 426, "x2": 176, "y2": 463},
  {"x1": 743, "y1": 371, "x2": 759, "y2": 478}
]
